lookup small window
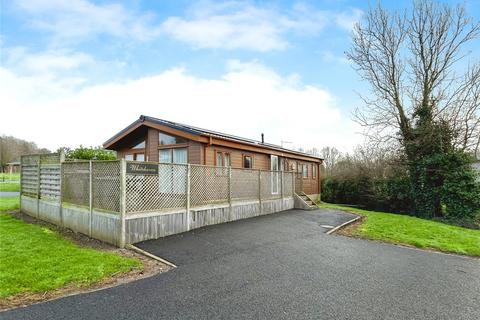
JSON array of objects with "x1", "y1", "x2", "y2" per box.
[
  {"x1": 303, "y1": 164, "x2": 308, "y2": 178},
  {"x1": 125, "y1": 154, "x2": 134, "y2": 161},
  {"x1": 291, "y1": 161, "x2": 296, "y2": 172},
  {"x1": 135, "y1": 153, "x2": 145, "y2": 161},
  {"x1": 224, "y1": 153, "x2": 230, "y2": 167},
  {"x1": 312, "y1": 164, "x2": 317, "y2": 179},
  {"x1": 159, "y1": 132, "x2": 187, "y2": 145},
  {"x1": 132, "y1": 141, "x2": 145, "y2": 149},
  {"x1": 216, "y1": 152, "x2": 223, "y2": 167},
  {"x1": 243, "y1": 155, "x2": 252, "y2": 169}
]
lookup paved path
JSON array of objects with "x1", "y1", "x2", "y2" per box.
[
  {"x1": 0, "y1": 192, "x2": 19, "y2": 198},
  {"x1": 2, "y1": 209, "x2": 479, "y2": 320}
]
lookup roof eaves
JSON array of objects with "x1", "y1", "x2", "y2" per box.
[{"x1": 103, "y1": 118, "x2": 143, "y2": 147}]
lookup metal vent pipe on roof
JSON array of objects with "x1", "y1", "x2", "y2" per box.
[{"x1": 261, "y1": 133, "x2": 264, "y2": 144}]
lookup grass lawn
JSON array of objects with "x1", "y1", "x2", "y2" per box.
[
  {"x1": 0, "y1": 183, "x2": 20, "y2": 192},
  {"x1": 0, "y1": 173, "x2": 20, "y2": 181},
  {"x1": 0, "y1": 173, "x2": 20, "y2": 192},
  {"x1": 319, "y1": 203, "x2": 480, "y2": 257},
  {"x1": 0, "y1": 198, "x2": 141, "y2": 299},
  {"x1": 0, "y1": 197, "x2": 19, "y2": 211}
]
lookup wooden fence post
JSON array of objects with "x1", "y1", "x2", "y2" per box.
[
  {"x1": 88, "y1": 160, "x2": 93, "y2": 237},
  {"x1": 228, "y1": 166, "x2": 232, "y2": 219},
  {"x1": 186, "y1": 164, "x2": 191, "y2": 231},
  {"x1": 228, "y1": 167, "x2": 232, "y2": 204},
  {"x1": 280, "y1": 171, "x2": 284, "y2": 198},
  {"x1": 292, "y1": 172, "x2": 296, "y2": 195},
  {"x1": 119, "y1": 159, "x2": 126, "y2": 248},
  {"x1": 258, "y1": 170, "x2": 262, "y2": 213},
  {"x1": 19, "y1": 156, "x2": 23, "y2": 213},
  {"x1": 36, "y1": 155, "x2": 41, "y2": 218},
  {"x1": 59, "y1": 154, "x2": 65, "y2": 227}
]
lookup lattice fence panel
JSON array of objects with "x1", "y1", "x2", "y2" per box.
[
  {"x1": 231, "y1": 168, "x2": 259, "y2": 201},
  {"x1": 40, "y1": 165, "x2": 61, "y2": 200},
  {"x1": 93, "y1": 161, "x2": 121, "y2": 213},
  {"x1": 190, "y1": 165, "x2": 229, "y2": 207},
  {"x1": 260, "y1": 171, "x2": 282, "y2": 200},
  {"x1": 62, "y1": 162, "x2": 90, "y2": 207},
  {"x1": 283, "y1": 172, "x2": 294, "y2": 197},
  {"x1": 126, "y1": 163, "x2": 187, "y2": 213},
  {"x1": 21, "y1": 155, "x2": 39, "y2": 198}
]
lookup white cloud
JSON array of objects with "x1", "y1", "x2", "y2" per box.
[
  {"x1": 162, "y1": 3, "x2": 293, "y2": 51},
  {"x1": 12, "y1": 0, "x2": 362, "y2": 51},
  {"x1": 4, "y1": 47, "x2": 94, "y2": 74},
  {"x1": 13, "y1": 0, "x2": 162, "y2": 42},
  {"x1": 161, "y1": 1, "x2": 359, "y2": 51},
  {"x1": 334, "y1": 8, "x2": 363, "y2": 31},
  {"x1": 0, "y1": 60, "x2": 361, "y2": 152}
]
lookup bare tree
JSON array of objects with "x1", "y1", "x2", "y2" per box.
[
  {"x1": 347, "y1": 1, "x2": 480, "y2": 154},
  {"x1": 347, "y1": 1, "x2": 480, "y2": 217},
  {"x1": 0, "y1": 135, "x2": 50, "y2": 171},
  {"x1": 319, "y1": 146, "x2": 342, "y2": 176}
]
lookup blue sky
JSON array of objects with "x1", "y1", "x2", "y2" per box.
[{"x1": 1, "y1": 0, "x2": 479, "y2": 152}]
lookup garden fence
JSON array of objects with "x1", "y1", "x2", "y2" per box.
[{"x1": 20, "y1": 155, "x2": 298, "y2": 247}]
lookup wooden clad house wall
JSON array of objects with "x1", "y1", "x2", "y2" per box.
[
  {"x1": 188, "y1": 141, "x2": 203, "y2": 164},
  {"x1": 107, "y1": 124, "x2": 321, "y2": 196},
  {"x1": 147, "y1": 128, "x2": 159, "y2": 162},
  {"x1": 204, "y1": 145, "x2": 269, "y2": 170},
  {"x1": 300, "y1": 163, "x2": 320, "y2": 195}
]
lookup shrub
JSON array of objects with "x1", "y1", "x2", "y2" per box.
[{"x1": 58, "y1": 146, "x2": 116, "y2": 161}]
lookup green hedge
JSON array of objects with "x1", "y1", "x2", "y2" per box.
[{"x1": 321, "y1": 173, "x2": 412, "y2": 214}]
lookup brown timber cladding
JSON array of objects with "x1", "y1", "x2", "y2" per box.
[{"x1": 107, "y1": 124, "x2": 321, "y2": 196}]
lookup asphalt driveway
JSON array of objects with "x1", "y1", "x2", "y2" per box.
[{"x1": 2, "y1": 208, "x2": 480, "y2": 320}]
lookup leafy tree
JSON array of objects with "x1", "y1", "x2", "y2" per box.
[{"x1": 58, "y1": 146, "x2": 116, "y2": 161}]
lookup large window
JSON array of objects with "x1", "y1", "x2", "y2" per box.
[
  {"x1": 243, "y1": 155, "x2": 253, "y2": 168},
  {"x1": 173, "y1": 148, "x2": 187, "y2": 163},
  {"x1": 216, "y1": 152, "x2": 223, "y2": 167},
  {"x1": 303, "y1": 164, "x2": 308, "y2": 178},
  {"x1": 159, "y1": 148, "x2": 187, "y2": 164},
  {"x1": 159, "y1": 132, "x2": 187, "y2": 145},
  {"x1": 312, "y1": 164, "x2": 317, "y2": 179},
  {"x1": 132, "y1": 140, "x2": 145, "y2": 149}
]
